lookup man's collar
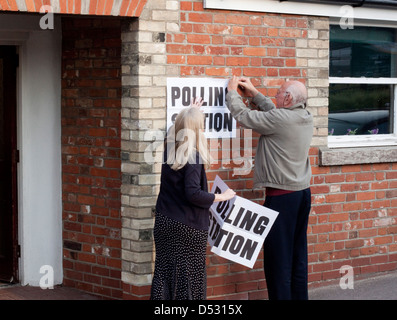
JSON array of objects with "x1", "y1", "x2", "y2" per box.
[{"x1": 280, "y1": 102, "x2": 306, "y2": 110}]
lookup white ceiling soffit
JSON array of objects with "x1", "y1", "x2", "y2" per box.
[{"x1": 203, "y1": 0, "x2": 397, "y2": 22}]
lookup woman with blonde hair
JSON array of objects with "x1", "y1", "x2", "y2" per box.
[{"x1": 151, "y1": 98, "x2": 235, "y2": 300}]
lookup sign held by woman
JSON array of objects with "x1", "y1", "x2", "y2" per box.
[{"x1": 208, "y1": 176, "x2": 279, "y2": 268}]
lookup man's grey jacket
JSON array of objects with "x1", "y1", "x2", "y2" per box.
[{"x1": 226, "y1": 90, "x2": 313, "y2": 191}]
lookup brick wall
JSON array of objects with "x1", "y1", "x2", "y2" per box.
[
  {"x1": 61, "y1": 17, "x2": 123, "y2": 299},
  {"x1": 308, "y1": 156, "x2": 397, "y2": 283},
  {"x1": 168, "y1": 1, "x2": 329, "y2": 300},
  {"x1": 120, "y1": 0, "x2": 397, "y2": 300}
]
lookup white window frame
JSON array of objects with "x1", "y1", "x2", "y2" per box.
[{"x1": 328, "y1": 21, "x2": 397, "y2": 148}]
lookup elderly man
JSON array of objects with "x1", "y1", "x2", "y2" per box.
[{"x1": 226, "y1": 76, "x2": 313, "y2": 300}]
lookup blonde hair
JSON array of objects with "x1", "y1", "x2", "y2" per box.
[{"x1": 166, "y1": 107, "x2": 211, "y2": 171}]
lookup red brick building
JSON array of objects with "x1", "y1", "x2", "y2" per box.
[{"x1": 0, "y1": 0, "x2": 396, "y2": 299}]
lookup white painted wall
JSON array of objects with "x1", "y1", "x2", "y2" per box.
[{"x1": 0, "y1": 14, "x2": 62, "y2": 286}]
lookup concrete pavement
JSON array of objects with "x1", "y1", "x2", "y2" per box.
[
  {"x1": 1, "y1": 270, "x2": 396, "y2": 300},
  {"x1": 309, "y1": 270, "x2": 397, "y2": 300},
  {"x1": 0, "y1": 284, "x2": 100, "y2": 300}
]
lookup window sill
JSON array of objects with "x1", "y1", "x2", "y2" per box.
[
  {"x1": 319, "y1": 146, "x2": 397, "y2": 166},
  {"x1": 327, "y1": 135, "x2": 397, "y2": 149}
]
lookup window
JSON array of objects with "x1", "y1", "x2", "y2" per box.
[{"x1": 328, "y1": 24, "x2": 397, "y2": 148}]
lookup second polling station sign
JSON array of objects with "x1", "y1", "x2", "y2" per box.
[
  {"x1": 167, "y1": 78, "x2": 236, "y2": 138},
  {"x1": 208, "y1": 176, "x2": 279, "y2": 268}
]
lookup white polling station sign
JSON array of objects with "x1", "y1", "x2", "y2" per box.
[
  {"x1": 166, "y1": 77, "x2": 236, "y2": 139},
  {"x1": 208, "y1": 176, "x2": 279, "y2": 268}
]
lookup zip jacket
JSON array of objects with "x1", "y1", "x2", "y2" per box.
[{"x1": 226, "y1": 90, "x2": 313, "y2": 191}]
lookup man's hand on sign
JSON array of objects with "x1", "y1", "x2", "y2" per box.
[
  {"x1": 227, "y1": 76, "x2": 239, "y2": 92},
  {"x1": 237, "y1": 77, "x2": 259, "y2": 98},
  {"x1": 228, "y1": 76, "x2": 259, "y2": 97}
]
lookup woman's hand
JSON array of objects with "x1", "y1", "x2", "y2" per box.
[
  {"x1": 191, "y1": 97, "x2": 204, "y2": 109},
  {"x1": 214, "y1": 188, "x2": 236, "y2": 202}
]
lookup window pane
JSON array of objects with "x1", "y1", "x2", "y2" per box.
[
  {"x1": 328, "y1": 84, "x2": 393, "y2": 136},
  {"x1": 330, "y1": 25, "x2": 397, "y2": 78}
]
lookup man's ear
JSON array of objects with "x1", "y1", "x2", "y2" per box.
[{"x1": 285, "y1": 92, "x2": 293, "y2": 106}]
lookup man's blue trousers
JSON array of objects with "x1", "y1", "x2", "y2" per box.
[{"x1": 263, "y1": 188, "x2": 312, "y2": 300}]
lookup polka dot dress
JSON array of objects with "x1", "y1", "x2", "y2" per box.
[{"x1": 150, "y1": 212, "x2": 208, "y2": 300}]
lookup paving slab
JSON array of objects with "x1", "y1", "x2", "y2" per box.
[
  {"x1": 0, "y1": 284, "x2": 99, "y2": 300},
  {"x1": 1, "y1": 270, "x2": 396, "y2": 300},
  {"x1": 309, "y1": 271, "x2": 397, "y2": 300}
]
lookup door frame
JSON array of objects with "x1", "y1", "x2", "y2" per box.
[
  {"x1": 0, "y1": 45, "x2": 19, "y2": 283},
  {"x1": 1, "y1": 14, "x2": 63, "y2": 287}
]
